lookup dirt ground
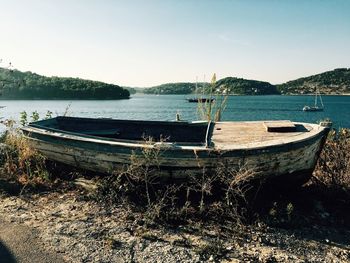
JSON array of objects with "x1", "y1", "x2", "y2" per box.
[{"x1": 0, "y1": 180, "x2": 349, "y2": 263}]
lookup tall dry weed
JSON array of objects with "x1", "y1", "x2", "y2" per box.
[
  {"x1": 1, "y1": 125, "x2": 49, "y2": 183},
  {"x1": 313, "y1": 128, "x2": 350, "y2": 192},
  {"x1": 96, "y1": 140, "x2": 258, "y2": 226},
  {"x1": 197, "y1": 73, "x2": 228, "y2": 122}
]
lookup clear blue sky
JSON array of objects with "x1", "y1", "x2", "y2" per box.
[{"x1": 1, "y1": 0, "x2": 349, "y2": 86}]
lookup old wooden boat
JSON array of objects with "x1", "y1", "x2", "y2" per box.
[{"x1": 21, "y1": 116, "x2": 331, "y2": 186}]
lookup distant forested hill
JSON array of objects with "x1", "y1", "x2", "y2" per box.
[
  {"x1": 140, "y1": 69, "x2": 350, "y2": 95},
  {"x1": 143, "y1": 83, "x2": 197, "y2": 94},
  {"x1": 277, "y1": 68, "x2": 350, "y2": 95},
  {"x1": 2, "y1": 67, "x2": 348, "y2": 98},
  {"x1": 122, "y1": 87, "x2": 137, "y2": 95},
  {"x1": 142, "y1": 78, "x2": 279, "y2": 95},
  {"x1": 0, "y1": 68, "x2": 130, "y2": 99},
  {"x1": 215, "y1": 77, "x2": 279, "y2": 95}
]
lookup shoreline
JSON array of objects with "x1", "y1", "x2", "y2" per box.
[
  {"x1": 0, "y1": 93, "x2": 349, "y2": 101},
  {"x1": 135, "y1": 93, "x2": 350, "y2": 96}
]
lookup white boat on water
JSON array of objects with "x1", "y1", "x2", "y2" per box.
[{"x1": 303, "y1": 88, "x2": 324, "y2": 112}]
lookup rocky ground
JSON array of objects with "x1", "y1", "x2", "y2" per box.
[{"x1": 0, "y1": 182, "x2": 349, "y2": 263}]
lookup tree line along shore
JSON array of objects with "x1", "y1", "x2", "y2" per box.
[
  {"x1": 1, "y1": 67, "x2": 349, "y2": 99},
  {"x1": 0, "y1": 68, "x2": 130, "y2": 100},
  {"x1": 132, "y1": 68, "x2": 350, "y2": 96}
]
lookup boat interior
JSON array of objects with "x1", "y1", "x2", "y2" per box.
[
  {"x1": 28, "y1": 117, "x2": 321, "y2": 149},
  {"x1": 30, "y1": 116, "x2": 210, "y2": 144}
]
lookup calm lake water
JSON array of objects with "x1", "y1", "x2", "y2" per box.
[{"x1": 1, "y1": 94, "x2": 349, "y2": 129}]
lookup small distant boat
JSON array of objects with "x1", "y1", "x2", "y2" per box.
[
  {"x1": 303, "y1": 88, "x2": 324, "y2": 112},
  {"x1": 22, "y1": 116, "x2": 331, "y2": 187},
  {"x1": 187, "y1": 97, "x2": 215, "y2": 103},
  {"x1": 187, "y1": 78, "x2": 215, "y2": 103}
]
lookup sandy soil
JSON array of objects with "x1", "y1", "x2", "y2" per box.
[{"x1": 0, "y1": 187, "x2": 349, "y2": 263}]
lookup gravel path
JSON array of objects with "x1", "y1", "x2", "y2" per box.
[
  {"x1": 0, "y1": 190, "x2": 349, "y2": 263},
  {"x1": 0, "y1": 191, "x2": 200, "y2": 262},
  {"x1": 0, "y1": 217, "x2": 64, "y2": 263}
]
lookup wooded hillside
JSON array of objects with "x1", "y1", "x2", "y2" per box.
[
  {"x1": 142, "y1": 78, "x2": 279, "y2": 95},
  {"x1": 0, "y1": 68, "x2": 130, "y2": 99},
  {"x1": 215, "y1": 77, "x2": 279, "y2": 95},
  {"x1": 277, "y1": 68, "x2": 350, "y2": 95}
]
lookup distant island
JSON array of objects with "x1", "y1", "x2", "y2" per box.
[
  {"x1": 1, "y1": 67, "x2": 349, "y2": 98},
  {"x1": 140, "y1": 68, "x2": 350, "y2": 95},
  {"x1": 277, "y1": 68, "x2": 350, "y2": 95},
  {"x1": 215, "y1": 77, "x2": 279, "y2": 95},
  {"x1": 143, "y1": 82, "x2": 197, "y2": 95},
  {"x1": 141, "y1": 79, "x2": 279, "y2": 95},
  {"x1": 0, "y1": 68, "x2": 130, "y2": 99}
]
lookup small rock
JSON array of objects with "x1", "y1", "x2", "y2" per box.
[{"x1": 226, "y1": 246, "x2": 233, "y2": 251}]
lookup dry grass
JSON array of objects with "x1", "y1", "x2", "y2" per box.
[
  {"x1": 94, "y1": 129, "x2": 350, "y2": 234},
  {"x1": 1, "y1": 126, "x2": 49, "y2": 186},
  {"x1": 257, "y1": 128, "x2": 350, "y2": 229},
  {"x1": 94, "y1": 138, "x2": 259, "y2": 228},
  {"x1": 197, "y1": 73, "x2": 228, "y2": 122},
  {"x1": 0, "y1": 121, "x2": 85, "y2": 195},
  {"x1": 313, "y1": 128, "x2": 350, "y2": 194}
]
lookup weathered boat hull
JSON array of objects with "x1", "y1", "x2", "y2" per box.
[{"x1": 21, "y1": 117, "x2": 330, "y2": 186}]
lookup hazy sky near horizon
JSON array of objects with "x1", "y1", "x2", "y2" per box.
[{"x1": 1, "y1": 0, "x2": 349, "y2": 87}]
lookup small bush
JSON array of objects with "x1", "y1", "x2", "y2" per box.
[
  {"x1": 94, "y1": 139, "x2": 259, "y2": 228},
  {"x1": 313, "y1": 128, "x2": 350, "y2": 193},
  {"x1": 1, "y1": 122, "x2": 47, "y2": 178}
]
